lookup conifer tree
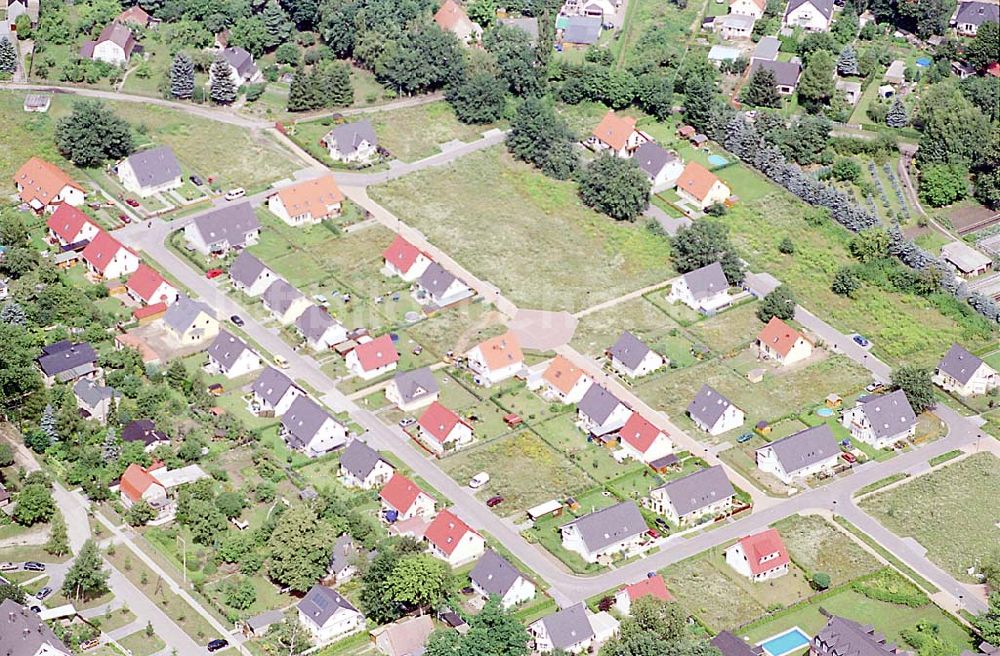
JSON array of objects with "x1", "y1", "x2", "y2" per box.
[
  {"x1": 0, "y1": 37, "x2": 16, "y2": 74},
  {"x1": 169, "y1": 53, "x2": 195, "y2": 100},
  {"x1": 885, "y1": 97, "x2": 908, "y2": 128},
  {"x1": 210, "y1": 56, "x2": 238, "y2": 104}
]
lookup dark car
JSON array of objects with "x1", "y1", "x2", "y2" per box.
[
  {"x1": 119, "y1": 213, "x2": 131, "y2": 224},
  {"x1": 30, "y1": 606, "x2": 42, "y2": 613},
  {"x1": 230, "y1": 315, "x2": 245, "y2": 327},
  {"x1": 125, "y1": 198, "x2": 140, "y2": 208},
  {"x1": 207, "y1": 640, "x2": 229, "y2": 652},
  {"x1": 654, "y1": 517, "x2": 669, "y2": 530},
  {"x1": 853, "y1": 334, "x2": 870, "y2": 348},
  {"x1": 35, "y1": 586, "x2": 53, "y2": 600},
  {"x1": 190, "y1": 175, "x2": 204, "y2": 186},
  {"x1": 23, "y1": 562, "x2": 46, "y2": 572},
  {"x1": 486, "y1": 495, "x2": 504, "y2": 508}
]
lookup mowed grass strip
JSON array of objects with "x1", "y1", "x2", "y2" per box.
[{"x1": 369, "y1": 147, "x2": 676, "y2": 312}]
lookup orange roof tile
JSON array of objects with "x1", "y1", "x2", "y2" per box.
[
  {"x1": 542, "y1": 355, "x2": 586, "y2": 395},
  {"x1": 425, "y1": 509, "x2": 478, "y2": 556},
  {"x1": 756, "y1": 316, "x2": 807, "y2": 358},
  {"x1": 434, "y1": 0, "x2": 473, "y2": 31},
  {"x1": 271, "y1": 175, "x2": 344, "y2": 221},
  {"x1": 13, "y1": 157, "x2": 84, "y2": 208},
  {"x1": 472, "y1": 331, "x2": 523, "y2": 372},
  {"x1": 591, "y1": 111, "x2": 638, "y2": 152},
  {"x1": 380, "y1": 473, "x2": 431, "y2": 514},
  {"x1": 675, "y1": 162, "x2": 722, "y2": 202},
  {"x1": 120, "y1": 463, "x2": 162, "y2": 503}
]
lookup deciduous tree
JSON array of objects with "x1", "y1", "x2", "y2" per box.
[
  {"x1": 506, "y1": 97, "x2": 578, "y2": 179},
  {"x1": 55, "y1": 100, "x2": 135, "y2": 168},
  {"x1": 756, "y1": 285, "x2": 797, "y2": 322},
  {"x1": 267, "y1": 504, "x2": 334, "y2": 592},
  {"x1": 891, "y1": 366, "x2": 935, "y2": 413},
  {"x1": 63, "y1": 540, "x2": 109, "y2": 601},
  {"x1": 670, "y1": 220, "x2": 745, "y2": 285},
  {"x1": 13, "y1": 483, "x2": 54, "y2": 525},
  {"x1": 578, "y1": 155, "x2": 651, "y2": 222},
  {"x1": 919, "y1": 163, "x2": 967, "y2": 207},
  {"x1": 45, "y1": 513, "x2": 70, "y2": 556},
  {"x1": 446, "y1": 71, "x2": 506, "y2": 124}
]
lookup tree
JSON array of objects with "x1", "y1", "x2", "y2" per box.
[
  {"x1": 891, "y1": 366, "x2": 935, "y2": 413},
  {"x1": 0, "y1": 442, "x2": 12, "y2": 467},
  {"x1": 446, "y1": 71, "x2": 506, "y2": 124},
  {"x1": 885, "y1": 97, "x2": 908, "y2": 128},
  {"x1": 468, "y1": 0, "x2": 496, "y2": 28},
  {"x1": 916, "y1": 82, "x2": 990, "y2": 167},
  {"x1": 13, "y1": 483, "x2": 54, "y2": 525},
  {"x1": 670, "y1": 220, "x2": 745, "y2": 285},
  {"x1": 225, "y1": 577, "x2": 257, "y2": 610},
  {"x1": 625, "y1": 597, "x2": 686, "y2": 641},
  {"x1": 376, "y1": 25, "x2": 463, "y2": 95},
  {"x1": 836, "y1": 45, "x2": 860, "y2": 77},
  {"x1": 635, "y1": 74, "x2": 674, "y2": 121},
  {"x1": 169, "y1": 53, "x2": 195, "y2": 100},
  {"x1": 797, "y1": 50, "x2": 835, "y2": 113},
  {"x1": 183, "y1": 498, "x2": 227, "y2": 545},
  {"x1": 216, "y1": 491, "x2": 246, "y2": 519},
  {"x1": 506, "y1": 97, "x2": 578, "y2": 180},
  {"x1": 743, "y1": 68, "x2": 781, "y2": 108},
  {"x1": 230, "y1": 16, "x2": 269, "y2": 58},
  {"x1": 125, "y1": 500, "x2": 156, "y2": 526},
  {"x1": 831, "y1": 158, "x2": 861, "y2": 183},
  {"x1": 63, "y1": 540, "x2": 109, "y2": 601},
  {"x1": 267, "y1": 504, "x2": 334, "y2": 592},
  {"x1": 578, "y1": 155, "x2": 651, "y2": 222},
  {"x1": 966, "y1": 22, "x2": 1000, "y2": 72},
  {"x1": 757, "y1": 285, "x2": 797, "y2": 322},
  {"x1": 13, "y1": 14, "x2": 31, "y2": 38},
  {"x1": 849, "y1": 228, "x2": 890, "y2": 262},
  {"x1": 0, "y1": 582, "x2": 26, "y2": 605},
  {"x1": 0, "y1": 37, "x2": 16, "y2": 74},
  {"x1": 974, "y1": 592, "x2": 1000, "y2": 644},
  {"x1": 101, "y1": 426, "x2": 120, "y2": 462},
  {"x1": 275, "y1": 42, "x2": 301, "y2": 65},
  {"x1": 682, "y1": 72, "x2": 718, "y2": 132},
  {"x1": 265, "y1": 615, "x2": 313, "y2": 655},
  {"x1": 811, "y1": 572, "x2": 831, "y2": 590},
  {"x1": 425, "y1": 597, "x2": 530, "y2": 656},
  {"x1": 831, "y1": 266, "x2": 860, "y2": 297},
  {"x1": 262, "y1": 0, "x2": 292, "y2": 49},
  {"x1": 483, "y1": 24, "x2": 539, "y2": 97},
  {"x1": 778, "y1": 236, "x2": 795, "y2": 254},
  {"x1": 386, "y1": 554, "x2": 450, "y2": 612},
  {"x1": 210, "y1": 56, "x2": 238, "y2": 105},
  {"x1": 919, "y1": 164, "x2": 967, "y2": 207},
  {"x1": 55, "y1": 100, "x2": 135, "y2": 168},
  {"x1": 45, "y1": 513, "x2": 70, "y2": 556}
]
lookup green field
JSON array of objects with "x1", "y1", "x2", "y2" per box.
[
  {"x1": 570, "y1": 296, "x2": 697, "y2": 368},
  {"x1": 771, "y1": 514, "x2": 882, "y2": 585}
]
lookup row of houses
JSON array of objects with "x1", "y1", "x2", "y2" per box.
[{"x1": 382, "y1": 234, "x2": 475, "y2": 311}]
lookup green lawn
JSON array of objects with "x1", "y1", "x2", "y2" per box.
[
  {"x1": 771, "y1": 514, "x2": 882, "y2": 585},
  {"x1": 614, "y1": 0, "x2": 699, "y2": 69},
  {"x1": 117, "y1": 630, "x2": 166, "y2": 656}
]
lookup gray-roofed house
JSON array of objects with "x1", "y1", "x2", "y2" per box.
[
  {"x1": 708, "y1": 44, "x2": 743, "y2": 62},
  {"x1": 386, "y1": 367, "x2": 440, "y2": 412},
  {"x1": 631, "y1": 142, "x2": 684, "y2": 189},
  {"x1": 7, "y1": 0, "x2": 40, "y2": 30},
  {"x1": 162, "y1": 295, "x2": 219, "y2": 346},
  {"x1": 649, "y1": 465, "x2": 735, "y2": 525},
  {"x1": 500, "y1": 16, "x2": 539, "y2": 43},
  {"x1": 371, "y1": 615, "x2": 435, "y2": 656},
  {"x1": 755, "y1": 423, "x2": 840, "y2": 484},
  {"x1": 250, "y1": 367, "x2": 305, "y2": 417},
  {"x1": 669, "y1": 261, "x2": 732, "y2": 314},
  {"x1": 934, "y1": 343, "x2": 998, "y2": 397},
  {"x1": 954, "y1": 1, "x2": 1000, "y2": 35},
  {"x1": 38, "y1": 341, "x2": 98, "y2": 385},
  {"x1": 205, "y1": 330, "x2": 262, "y2": 379},
  {"x1": 715, "y1": 13, "x2": 756, "y2": 39},
  {"x1": 80, "y1": 21, "x2": 137, "y2": 65},
  {"x1": 813, "y1": 615, "x2": 909, "y2": 656},
  {"x1": 712, "y1": 631, "x2": 764, "y2": 656},
  {"x1": 687, "y1": 384, "x2": 745, "y2": 435},
  {"x1": 281, "y1": 395, "x2": 349, "y2": 458},
  {"x1": 122, "y1": 419, "x2": 171, "y2": 451},
  {"x1": 577, "y1": 385, "x2": 632, "y2": 437},
  {"x1": 783, "y1": 0, "x2": 833, "y2": 31},
  {"x1": 561, "y1": 15, "x2": 602, "y2": 44},
  {"x1": 328, "y1": 534, "x2": 368, "y2": 583},
  {"x1": 297, "y1": 585, "x2": 365, "y2": 644},
  {"x1": 749, "y1": 59, "x2": 802, "y2": 94},
  {"x1": 416, "y1": 262, "x2": 473, "y2": 308},
  {"x1": 841, "y1": 389, "x2": 917, "y2": 449},
  {"x1": 751, "y1": 36, "x2": 781, "y2": 61},
  {"x1": 183, "y1": 203, "x2": 260, "y2": 255},
  {"x1": 470, "y1": 549, "x2": 537, "y2": 608},
  {"x1": 529, "y1": 603, "x2": 596, "y2": 654},
  {"x1": 229, "y1": 251, "x2": 276, "y2": 297},
  {"x1": 115, "y1": 146, "x2": 182, "y2": 197},
  {"x1": 243, "y1": 609, "x2": 284, "y2": 638},
  {"x1": 608, "y1": 331, "x2": 665, "y2": 378},
  {"x1": 338, "y1": 439, "x2": 394, "y2": 489},
  {"x1": 321, "y1": 120, "x2": 379, "y2": 164},
  {"x1": 0, "y1": 598, "x2": 72, "y2": 656},
  {"x1": 262, "y1": 279, "x2": 312, "y2": 325},
  {"x1": 214, "y1": 46, "x2": 263, "y2": 86},
  {"x1": 73, "y1": 379, "x2": 121, "y2": 422},
  {"x1": 295, "y1": 305, "x2": 348, "y2": 351},
  {"x1": 941, "y1": 240, "x2": 993, "y2": 278},
  {"x1": 560, "y1": 501, "x2": 647, "y2": 563}
]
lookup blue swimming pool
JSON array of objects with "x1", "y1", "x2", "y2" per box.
[
  {"x1": 816, "y1": 407, "x2": 834, "y2": 417},
  {"x1": 708, "y1": 154, "x2": 729, "y2": 167},
  {"x1": 916, "y1": 57, "x2": 931, "y2": 67},
  {"x1": 760, "y1": 628, "x2": 811, "y2": 656}
]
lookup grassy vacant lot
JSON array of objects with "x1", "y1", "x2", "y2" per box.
[
  {"x1": 772, "y1": 514, "x2": 881, "y2": 585},
  {"x1": 614, "y1": 0, "x2": 698, "y2": 69},
  {"x1": 859, "y1": 452, "x2": 1000, "y2": 581},
  {"x1": 686, "y1": 301, "x2": 764, "y2": 355},
  {"x1": 662, "y1": 553, "x2": 769, "y2": 631},
  {"x1": 369, "y1": 147, "x2": 676, "y2": 312}
]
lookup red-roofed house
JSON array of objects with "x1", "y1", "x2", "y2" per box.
[
  {"x1": 675, "y1": 162, "x2": 731, "y2": 211},
  {"x1": 433, "y1": 0, "x2": 483, "y2": 43},
  {"x1": 80, "y1": 21, "x2": 137, "y2": 65},
  {"x1": 724, "y1": 528, "x2": 790, "y2": 581},
  {"x1": 82, "y1": 231, "x2": 140, "y2": 280},
  {"x1": 730, "y1": 0, "x2": 766, "y2": 18},
  {"x1": 586, "y1": 111, "x2": 649, "y2": 158},
  {"x1": 465, "y1": 331, "x2": 524, "y2": 386},
  {"x1": 119, "y1": 463, "x2": 170, "y2": 522},
  {"x1": 126, "y1": 264, "x2": 178, "y2": 306},
  {"x1": 424, "y1": 509, "x2": 485, "y2": 566},
  {"x1": 46, "y1": 204, "x2": 100, "y2": 246},
  {"x1": 380, "y1": 473, "x2": 435, "y2": 521},
  {"x1": 416, "y1": 402, "x2": 473, "y2": 455},
  {"x1": 617, "y1": 413, "x2": 674, "y2": 464},
  {"x1": 539, "y1": 355, "x2": 594, "y2": 404},
  {"x1": 614, "y1": 574, "x2": 674, "y2": 615},
  {"x1": 13, "y1": 157, "x2": 86, "y2": 213},
  {"x1": 116, "y1": 5, "x2": 151, "y2": 27},
  {"x1": 755, "y1": 316, "x2": 813, "y2": 366},
  {"x1": 346, "y1": 335, "x2": 399, "y2": 380},
  {"x1": 382, "y1": 235, "x2": 432, "y2": 282}
]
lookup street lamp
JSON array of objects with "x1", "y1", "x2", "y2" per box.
[{"x1": 176, "y1": 534, "x2": 187, "y2": 585}]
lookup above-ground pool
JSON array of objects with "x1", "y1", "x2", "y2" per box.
[
  {"x1": 708, "y1": 154, "x2": 729, "y2": 167},
  {"x1": 816, "y1": 407, "x2": 834, "y2": 417},
  {"x1": 759, "y1": 628, "x2": 811, "y2": 656},
  {"x1": 916, "y1": 57, "x2": 931, "y2": 67}
]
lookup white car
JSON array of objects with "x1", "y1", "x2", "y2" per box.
[
  {"x1": 469, "y1": 472, "x2": 490, "y2": 489},
  {"x1": 224, "y1": 188, "x2": 246, "y2": 201}
]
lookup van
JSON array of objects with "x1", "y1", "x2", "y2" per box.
[
  {"x1": 469, "y1": 472, "x2": 490, "y2": 489},
  {"x1": 224, "y1": 187, "x2": 246, "y2": 201}
]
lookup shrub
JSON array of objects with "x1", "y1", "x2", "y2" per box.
[
  {"x1": 811, "y1": 572, "x2": 831, "y2": 590},
  {"x1": 852, "y1": 570, "x2": 927, "y2": 607}
]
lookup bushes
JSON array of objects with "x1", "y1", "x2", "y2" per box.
[{"x1": 852, "y1": 569, "x2": 928, "y2": 607}]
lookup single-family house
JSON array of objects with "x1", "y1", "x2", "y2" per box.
[
  {"x1": 783, "y1": 0, "x2": 833, "y2": 31},
  {"x1": 632, "y1": 142, "x2": 684, "y2": 189},
  {"x1": 262, "y1": 279, "x2": 312, "y2": 325},
  {"x1": 712, "y1": 631, "x2": 765, "y2": 656},
  {"x1": 183, "y1": 203, "x2": 260, "y2": 256},
  {"x1": 295, "y1": 305, "x2": 347, "y2": 351},
  {"x1": 328, "y1": 534, "x2": 366, "y2": 583},
  {"x1": 687, "y1": 384, "x2": 744, "y2": 435},
  {"x1": 116, "y1": 4, "x2": 151, "y2": 26},
  {"x1": 386, "y1": 367, "x2": 440, "y2": 412},
  {"x1": 6, "y1": 0, "x2": 40, "y2": 30},
  {"x1": 425, "y1": 509, "x2": 485, "y2": 566},
  {"x1": 648, "y1": 465, "x2": 735, "y2": 525},
  {"x1": 416, "y1": 401, "x2": 474, "y2": 455},
  {"x1": 716, "y1": 13, "x2": 756, "y2": 39},
  {"x1": 561, "y1": 15, "x2": 603, "y2": 44},
  {"x1": 80, "y1": 21, "x2": 137, "y2": 65},
  {"x1": 229, "y1": 251, "x2": 276, "y2": 297},
  {"x1": 434, "y1": 0, "x2": 483, "y2": 42},
  {"x1": 339, "y1": 439, "x2": 394, "y2": 490},
  {"x1": 243, "y1": 610, "x2": 284, "y2": 639},
  {"x1": 213, "y1": 46, "x2": 262, "y2": 86},
  {"x1": 731, "y1": 0, "x2": 766, "y2": 18},
  {"x1": 613, "y1": 574, "x2": 673, "y2": 616},
  {"x1": 14, "y1": 157, "x2": 86, "y2": 213},
  {"x1": 499, "y1": 16, "x2": 540, "y2": 43},
  {"x1": 587, "y1": 111, "x2": 649, "y2": 158},
  {"x1": 954, "y1": 1, "x2": 999, "y2": 35},
  {"x1": 281, "y1": 396, "x2": 348, "y2": 457},
  {"x1": 608, "y1": 331, "x2": 665, "y2": 378},
  {"x1": 37, "y1": 340, "x2": 98, "y2": 385},
  {"x1": 416, "y1": 262, "x2": 472, "y2": 308},
  {"x1": 45, "y1": 204, "x2": 100, "y2": 247},
  {"x1": 749, "y1": 59, "x2": 802, "y2": 94},
  {"x1": 756, "y1": 316, "x2": 813, "y2": 366},
  {"x1": 0, "y1": 599, "x2": 72, "y2": 656},
  {"x1": 382, "y1": 235, "x2": 432, "y2": 281},
  {"x1": 751, "y1": 36, "x2": 781, "y2": 62},
  {"x1": 379, "y1": 473, "x2": 435, "y2": 521},
  {"x1": 126, "y1": 264, "x2": 178, "y2": 306},
  {"x1": 466, "y1": 331, "x2": 524, "y2": 386},
  {"x1": 669, "y1": 261, "x2": 732, "y2": 314},
  {"x1": 618, "y1": 412, "x2": 674, "y2": 464},
  {"x1": 81, "y1": 230, "x2": 140, "y2": 280},
  {"x1": 297, "y1": 585, "x2": 365, "y2": 645},
  {"x1": 934, "y1": 343, "x2": 998, "y2": 397},
  {"x1": 577, "y1": 385, "x2": 632, "y2": 437},
  {"x1": 884, "y1": 60, "x2": 907, "y2": 85},
  {"x1": 250, "y1": 367, "x2": 304, "y2": 417},
  {"x1": 756, "y1": 424, "x2": 839, "y2": 484},
  {"x1": 122, "y1": 419, "x2": 170, "y2": 452},
  {"x1": 266, "y1": 175, "x2": 344, "y2": 227},
  {"x1": 73, "y1": 378, "x2": 120, "y2": 422},
  {"x1": 346, "y1": 334, "x2": 400, "y2": 380},
  {"x1": 724, "y1": 528, "x2": 790, "y2": 581},
  {"x1": 321, "y1": 120, "x2": 379, "y2": 164},
  {"x1": 813, "y1": 615, "x2": 909, "y2": 656},
  {"x1": 675, "y1": 162, "x2": 731, "y2": 210},
  {"x1": 841, "y1": 390, "x2": 917, "y2": 449},
  {"x1": 540, "y1": 355, "x2": 594, "y2": 404},
  {"x1": 941, "y1": 241, "x2": 993, "y2": 278},
  {"x1": 205, "y1": 330, "x2": 261, "y2": 379},
  {"x1": 371, "y1": 616, "x2": 435, "y2": 656},
  {"x1": 116, "y1": 146, "x2": 182, "y2": 198},
  {"x1": 162, "y1": 296, "x2": 219, "y2": 346},
  {"x1": 529, "y1": 604, "x2": 596, "y2": 654},
  {"x1": 560, "y1": 501, "x2": 647, "y2": 563},
  {"x1": 562, "y1": 0, "x2": 617, "y2": 20},
  {"x1": 470, "y1": 549, "x2": 536, "y2": 609},
  {"x1": 119, "y1": 463, "x2": 170, "y2": 522}
]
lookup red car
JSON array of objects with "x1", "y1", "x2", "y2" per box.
[
  {"x1": 841, "y1": 452, "x2": 857, "y2": 464},
  {"x1": 206, "y1": 268, "x2": 225, "y2": 279},
  {"x1": 118, "y1": 214, "x2": 131, "y2": 224},
  {"x1": 486, "y1": 496, "x2": 504, "y2": 508},
  {"x1": 125, "y1": 198, "x2": 140, "y2": 207},
  {"x1": 647, "y1": 528, "x2": 660, "y2": 539}
]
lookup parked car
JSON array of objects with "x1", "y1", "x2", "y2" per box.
[
  {"x1": 23, "y1": 562, "x2": 45, "y2": 572},
  {"x1": 841, "y1": 452, "x2": 857, "y2": 463},
  {"x1": 469, "y1": 472, "x2": 490, "y2": 489},
  {"x1": 224, "y1": 188, "x2": 246, "y2": 201},
  {"x1": 207, "y1": 640, "x2": 229, "y2": 652},
  {"x1": 208, "y1": 383, "x2": 225, "y2": 396},
  {"x1": 654, "y1": 518, "x2": 669, "y2": 530},
  {"x1": 486, "y1": 495, "x2": 504, "y2": 507},
  {"x1": 736, "y1": 432, "x2": 754, "y2": 444},
  {"x1": 853, "y1": 334, "x2": 870, "y2": 348},
  {"x1": 206, "y1": 268, "x2": 225, "y2": 279},
  {"x1": 0, "y1": 562, "x2": 16, "y2": 571},
  {"x1": 80, "y1": 639, "x2": 100, "y2": 651},
  {"x1": 124, "y1": 198, "x2": 140, "y2": 207},
  {"x1": 189, "y1": 175, "x2": 204, "y2": 186},
  {"x1": 118, "y1": 213, "x2": 131, "y2": 224},
  {"x1": 29, "y1": 606, "x2": 42, "y2": 613},
  {"x1": 398, "y1": 417, "x2": 416, "y2": 428},
  {"x1": 35, "y1": 586, "x2": 53, "y2": 600},
  {"x1": 646, "y1": 528, "x2": 660, "y2": 539},
  {"x1": 273, "y1": 355, "x2": 289, "y2": 369},
  {"x1": 230, "y1": 315, "x2": 245, "y2": 327}
]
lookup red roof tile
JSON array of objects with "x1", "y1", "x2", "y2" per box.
[
  {"x1": 619, "y1": 412, "x2": 664, "y2": 454},
  {"x1": 417, "y1": 402, "x2": 468, "y2": 443},
  {"x1": 737, "y1": 528, "x2": 790, "y2": 576},
  {"x1": 126, "y1": 264, "x2": 170, "y2": 303},
  {"x1": 13, "y1": 157, "x2": 84, "y2": 207},
  {"x1": 46, "y1": 204, "x2": 95, "y2": 243},
  {"x1": 380, "y1": 473, "x2": 430, "y2": 514},
  {"x1": 425, "y1": 509, "x2": 477, "y2": 556},
  {"x1": 622, "y1": 574, "x2": 674, "y2": 602},
  {"x1": 591, "y1": 111, "x2": 638, "y2": 151},
  {"x1": 120, "y1": 463, "x2": 162, "y2": 503},
  {"x1": 133, "y1": 302, "x2": 166, "y2": 320},
  {"x1": 756, "y1": 316, "x2": 807, "y2": 358},
  {"x1": 353, "y1": 335, "x2": 399, "y2": 372},
  {"x1": 382, "y1": 235, "x2": 426, "y2": 274},
  {"x1": 82, "y1": 230, "x2": 131, "y2": 274}
]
